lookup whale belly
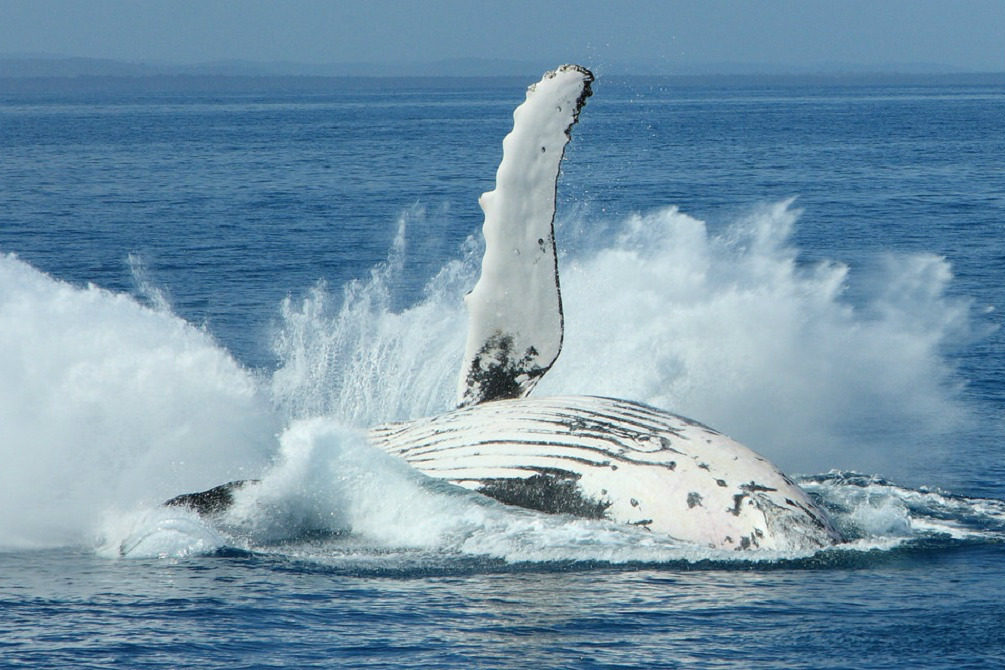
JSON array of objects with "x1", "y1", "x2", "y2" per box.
[{"x1": 369, "y1": 395, "x2": 841, "y2": 551}]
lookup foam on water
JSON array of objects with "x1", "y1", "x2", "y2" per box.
[
  {"x1": 1, "y1": 200, "x2": 999, "y2": 564},
  {"x1": 803, "y1": 472, "x2": 1005, "y2": 544}
]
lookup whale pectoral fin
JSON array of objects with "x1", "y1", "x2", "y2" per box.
[{"x1": 457, "y1": 65, "x2": 593, "y2": 407}]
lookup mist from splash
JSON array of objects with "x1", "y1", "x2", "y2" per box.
[
  {"x1": 0, "y1": 254, "x2": 278, "y2": 550},
  {"x1": 547, "y1": 201, "x2": 975, "y2": 473},
  {"x1": 269, "y1": 212, "x2": 474, "y2": 427},
  {"x1": 271, "y1": 200, "x2": 977, "y2": 474}
]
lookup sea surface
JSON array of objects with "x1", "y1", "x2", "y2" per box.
[{"x1": 1, "y1": 73, "x2": 1003, "y2": 668}]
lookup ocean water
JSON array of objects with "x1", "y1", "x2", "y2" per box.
[{"x1": 1, "y1": 74, "x2": 1003, "y2": 668}]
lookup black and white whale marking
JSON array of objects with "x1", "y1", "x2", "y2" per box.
[
  {"x1": 370, "y1": 395, "x2": 840, "y2": 550},
  {"x1": 166, "y1": 65, "x2": 842, "y2": 551}
]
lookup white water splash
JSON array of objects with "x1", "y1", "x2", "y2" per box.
[
  {"x1": 271, "y1": 201, "x2": 976, "y2": 475},
  {"x1": 0, "y1": 254, "x2": 278, "y2": 551},
  {"x1": 270, "y1": 213, "x2": 474, "y2": 427},
  {"x1": 803, "y1": 472, "x2": 1005, "y2": 544},
  {"x1": 544, "y1": 202, "x2": 975, "y2": 474},
  {"x1": 0, "y1": 199, "x2": 992, "y2": 561}
]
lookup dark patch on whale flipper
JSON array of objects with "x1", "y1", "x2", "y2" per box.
[
  {"x1": 164, "y1": 479, "x2": 256, "y2": 517},
  {"x1": 461, "y1": 333, "x2": 546, "y2": 404},
  {"x1": 477, "y1": 471, "x2": 611, "y2": 519}
]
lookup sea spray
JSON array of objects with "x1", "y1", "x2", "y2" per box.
[
  {"x1": 220, "y1": 419, "x2": 496, "y2": 549},
  {"x1": 800, "y1": 472, "x2": 1005, "y2": 545},
  {"x1": 0, "y1": 254, "x2": 278, "y2": 550},
  {"x1": 127, "y1": 252, "x2": 173, "y2": 313},
  {"x1": 0, "y1": 199, "x2": 984, "y2": 558},
  {"x1": 269, "y1": 200, "x2": 974, "y2": 476},
  {"x1": 545, "y1": 201, "x2": 975, "y2": 473},
  {"x1": 270, "y1": 213, "x2": 475, "y2": 427}
]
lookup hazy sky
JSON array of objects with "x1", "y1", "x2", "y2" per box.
[{"x1": 2, "y1": 0, "x2": 1003, "y2": 72}]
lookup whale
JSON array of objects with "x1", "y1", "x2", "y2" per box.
[{"x1": 166, "y1": 65, "x2": 842, "y2": 551}]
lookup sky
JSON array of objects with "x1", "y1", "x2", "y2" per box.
[{"x1": 1, "y1": 0, "x2": 1003, "y2": 74}]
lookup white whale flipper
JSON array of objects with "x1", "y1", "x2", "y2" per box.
[{"x1": 457, "y1": 64, "x2": 593, "y2": 407}]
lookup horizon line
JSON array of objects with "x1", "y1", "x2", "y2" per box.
[{"x1": 2, "y1": 54, "x2": 1002, "y2": 78}]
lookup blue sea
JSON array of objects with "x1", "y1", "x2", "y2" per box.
[{"x1": 1, "y1": 73, "x2": 1003, "y2": 668}]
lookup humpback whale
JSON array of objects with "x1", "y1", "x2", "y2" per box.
[{"x1": 168, "y1": 65, "x2": 842, "y2": 551}]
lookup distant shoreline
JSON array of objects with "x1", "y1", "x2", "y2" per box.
[
  {"x1": 2, "y1": 54, "x2": 1002, "y2": 84},
  {"x1": 0, "y1": 74, "x2": 536, "y2": 94},
  {"x1": 2, "y1": 71, "x2": 1003, "y2": 96}
]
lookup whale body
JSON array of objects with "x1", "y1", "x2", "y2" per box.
[
  {"x1": 371, "y1": 395, "x2": 840, "y2": 550},
  {"x1": 165, "y1": 65, "x2": 842, "y2": 551}
]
